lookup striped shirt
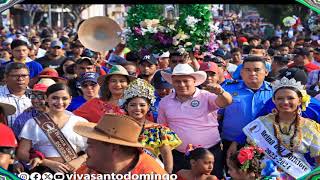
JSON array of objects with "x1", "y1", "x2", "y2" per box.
[{"x1": 0, "y1": 85, "x2": 32, "y2": 127}]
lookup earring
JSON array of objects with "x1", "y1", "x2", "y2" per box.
[
  {"x1": 272, "y1": 108, "x2": 278, "y2": 114},
  {"x1": 297, "y1": 107, "x2": 302, "y2": 115}
]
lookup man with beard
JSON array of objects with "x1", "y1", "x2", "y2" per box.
[{"x1": 138, "y1": 54, "x2": 158, "y2": 83}]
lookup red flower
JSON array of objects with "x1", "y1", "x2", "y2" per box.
[
  {"x1": 237, "y1": 149, "x2": 254, "y2": 164},
  {"x1": 256, "y1": 147, "x2": 264, "y2": 154}
]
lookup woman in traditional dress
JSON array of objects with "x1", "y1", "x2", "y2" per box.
[
  {"x1": 242, "y1": 77, "x2": 320, "y2": 179},
  {"x1": 73, "y1": 65, "x2": 135, "y2": 123},
  {"x1": 121, "y1": 78, "x2": 182, "y2": 173}
]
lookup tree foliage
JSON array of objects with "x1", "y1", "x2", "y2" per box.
[
  {"x1": 253, "y1": 4, "x2": 310, "y2": 26},
  {"x1": 126, "y1": 5, "x2": 164, "y2": 28},
  {"x1": 177, "y1": 4, "x2": 212, "y2": 48},
  {"x1": 64, "y1": 4, "x2": 91, "y2": 26}
]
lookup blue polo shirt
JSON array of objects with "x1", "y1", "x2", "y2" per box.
[
  {"x1": 67, "y1": 96, "x2": 87, "y2": 111},
  {"x1": 2, "y1": 58, "x2": 43, "y2": 78},
  {"x1": 220, "y1": 80, "x2": 273, "y2": 141}
]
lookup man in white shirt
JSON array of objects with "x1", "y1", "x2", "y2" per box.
[{"x1": 0, "y1": 62, "x2": 32, "y2": 127}]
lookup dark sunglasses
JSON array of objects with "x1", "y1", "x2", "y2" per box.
[
  {"x1": 29, "y1": 93, "x2": 46, "y2": 100},
  {"x1": 81, "y1": 82, "x2": 98, "y2": 88}
]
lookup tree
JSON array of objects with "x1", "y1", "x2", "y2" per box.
[
  {"x1": 64, "y1": 4, "x2": 91, "y2": 28},
  {"x1": 21, "y1": 4, "x2": 46, "y2": 26},
  {"x1": 253, "y1": 4, "x2": 310, "y2": 26}
]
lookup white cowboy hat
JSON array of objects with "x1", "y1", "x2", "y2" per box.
[{"x1": 161, "y1": 64, "x2": 207, "y2": 86}]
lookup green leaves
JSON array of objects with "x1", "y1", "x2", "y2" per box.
[{"x1": 125, "y1": 4, "x2": 212, "y2": 54}]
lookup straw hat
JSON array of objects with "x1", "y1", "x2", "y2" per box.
[
  {"x1": 98, "y1": 65, "x2": 136, "y2": 85},
  {"x1": 77, "y1": 16, "x2": 122, "y2": 52},
  {"x1": 0, "y1": 102, "x2": 16, "y2": 116},
  {"x1": 74, "y1": 114, "x2": 143, "y2": 147},
  {"x1": 161, "y1": 64, "x2": 207, "y2": 86}
]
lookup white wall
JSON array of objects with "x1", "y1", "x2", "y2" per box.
[{"x1": 81, "y1": 5, "x2": 105, "y2": 19}]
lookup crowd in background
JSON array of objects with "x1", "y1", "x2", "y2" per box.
[{"x1": 0, "y1": 11, "x2": 319, "y2": 180}]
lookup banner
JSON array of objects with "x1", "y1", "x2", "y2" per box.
[
  {"x1": 296, "y1": 0, "x2": 320, "y2": 14},
  {"x1": 243, "y1": 118, "x2": 311, "y2": 179},
  {"x1": 0, "y1": 0, "x2": 24, "y2": 13},
  {"x1": 0, "y1": 167, "x2": 20, "y2": 180},
  {"x1": 298, "y1": 166, "x2": 320, "y2": 180}
]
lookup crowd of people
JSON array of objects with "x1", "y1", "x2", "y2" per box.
[{"x1": 0, "y1": 12, "x2": 319, "y2": 180}]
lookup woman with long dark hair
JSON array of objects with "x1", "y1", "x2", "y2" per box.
[
  {"x1": 242, "y1": 77, "x2": 320, "y2": 179},
  {"x1": 73, "y1": 65, "x2": 134, "y2": 123},
  {"x1": 17, "y1": 83, "x2": 88, "y2": 173},
  {"x1": 122, "y1": 78, "x2": 182, "y2": 173}
]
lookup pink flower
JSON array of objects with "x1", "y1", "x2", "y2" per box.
[{"x1": 134, "y1": 27, "x2": 142, "y2": 35}]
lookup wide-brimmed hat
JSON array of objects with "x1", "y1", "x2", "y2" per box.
[
  {"x1": 98, "y1": 65, "x2": 136, "y2": 85},
  {"x1": 73, "y1": 114, "x2": 143, "y2": 147},
  {"x1": 77, "y1": 16, "x2": 122, "y2": 52},
  {"x1": 0, "y1": 102, "x2": 16, "y2": 116},
  {"x1": 161, "y1": 64, "x2": 207, "y2": 86}
]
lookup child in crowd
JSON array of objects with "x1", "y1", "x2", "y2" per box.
[
  {"x1": 227, "y1": 146, "x2": 264, "y2": 180},
  {"x1": 177, "y1": 145, "x2": 218, "y2": 180}
]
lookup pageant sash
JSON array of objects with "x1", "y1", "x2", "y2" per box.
[
  {"x1": 33, "y1": 112, "x2": 78, "y2": 162},
  {"x1": 243, "y1": 118, "x2": 311, "y2": 179}
]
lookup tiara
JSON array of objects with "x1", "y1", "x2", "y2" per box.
[
  {"x1": 122, "y1": 78, "x2": 156, "y2": 106},
  {"x1": 272, "y1": 77, "x2": 305, "y2": 92}
]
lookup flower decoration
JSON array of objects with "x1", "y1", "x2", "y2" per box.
[
  {"x1": 283, "y1": 16, "x2": 297, "y2": 27},
  {"x1": 237, "y1": 145, "x2": 264, "y2": 171},
  {"x1": 121, "y1": 78, "x2": 156, "y2": 106},
  {"x1": 185, "y1": 144, "x2": 202, "y2": 157},
  {"x1": 185, "y1": 15, "x2": 201, "y2": 28},
  {"x1": 126, "y1": 5, "x2": 212, "y2": 54}
]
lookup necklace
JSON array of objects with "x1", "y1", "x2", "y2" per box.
[
  {"x1": 273, "y1": 114, "x2": 303, "y2": 157},
  {"x1": 278, "y1": 120, "x2": 296, "y2": 135}
]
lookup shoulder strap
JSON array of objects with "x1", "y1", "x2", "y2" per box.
[{"x1": 33, "y1": 112, "x2": 78, "y2": 162}]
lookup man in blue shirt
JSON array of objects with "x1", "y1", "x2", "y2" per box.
[
  {"x1": 67, "y1": 72, "x2": 100, "y2": 111},
  {"x1": 219, "y1": 56, "x2": 273, "y2": 172},
  {"x1": 2, "y1": 39, "x2": 43, "y2": 78}
]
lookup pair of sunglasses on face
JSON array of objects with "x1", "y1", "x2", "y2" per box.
[{"x1": 81, "y1": 82, "x2": 98, "y2": 88}]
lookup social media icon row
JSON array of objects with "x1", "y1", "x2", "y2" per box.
[{"x1": 18, "y1": 172, "x2": 65, "y2": 180}]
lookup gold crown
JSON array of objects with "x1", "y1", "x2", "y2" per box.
[
  {"x1": 121, "y1": 78, "x2": 156, "y2": 105},
  {"x1": 272, "y1": 77, "x2": 305, "y2": 92}
]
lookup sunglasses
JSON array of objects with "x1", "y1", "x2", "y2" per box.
[
  {"x1": 81, "y1": 82, "x2": 98, "y2": 88},
  {"x1": 29, "y1": 93, "x2": 46, "y2": 100}
]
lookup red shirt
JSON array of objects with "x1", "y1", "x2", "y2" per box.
[
  {"x1": 288, "y1": 62, "x2": 320, "y2": 73},
  {"x1": 73, "y1": 98, "x2": 125, "y2": 123}
]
